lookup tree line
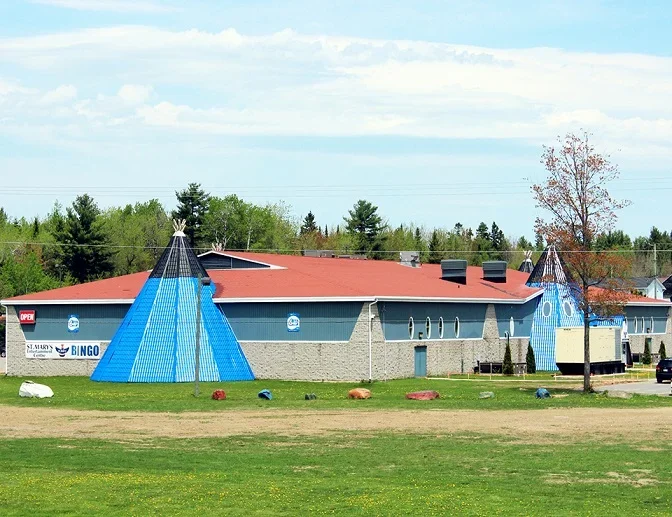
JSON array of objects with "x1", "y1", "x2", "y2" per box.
[{"x1": 0, "y1": 183, "x2": 669, "y2": 300}]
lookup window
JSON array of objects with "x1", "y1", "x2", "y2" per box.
[
  {"x1": 509, "y1": 317, "x2": 515, "y2": 337},
  {"x1": 438, "y1": 317, "x2": 444, "y2": 339},
  {"x1": 425, "y1": 317, "x2": 432, "y2": 339},
  {"x1": 542, "y1": 301, "x2": 552, "y2": 318},
  {"x1": 408, "y1": 317, "x2": 415, "y2": 339},
  {"x1": 563, "y1": 300, "x2": 574, "y2": 318},
  {"x1": 454, "y1": 317, "x2": 460, "y2": 339}
]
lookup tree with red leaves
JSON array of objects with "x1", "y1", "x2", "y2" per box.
[{"x1": 532, "y1": 132, "x2": 632, "y2": 392}]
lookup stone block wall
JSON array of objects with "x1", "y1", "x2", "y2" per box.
[{"x1": 4, "y1": 306, "x2": 109, "y2": 377}]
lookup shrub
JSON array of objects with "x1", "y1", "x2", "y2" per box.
[
  {"x1": 642, "y1": 338, "x2": 652, "y2": 365},
  {"x1": 526, "y1": 343, "x2": 536, "y2": 374},
  {"x1": 503, "y1": 341, "x2": 514, "y2": 376},
  {"x1": 659, "y1": 341, "x2": 667, "y2": 360}
]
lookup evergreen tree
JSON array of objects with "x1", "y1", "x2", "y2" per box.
[
  {"x1": 343, "y1": 200, "x2": 386, "y2": 257},
  {"x1": 642, "y1": 338, "x2": 652, "y2": 365},
  {"x1": 324, "y1": 225, "x2": 329, "y2": 238},
  {"x1": 476, "y1": 222, "x2": 490, "y2": 241},
  {"x1": 518, "y1": 236, "x2": 533, "y2": 250},
  {"x1": 414, "y1": 227, "x2": 423, "y2": 250},
  {"x1": 31, "y1": 217, "x2": 40, "y2": 239},
  {"x1": 172, "y1": 183, "x2": 210, "y2": 248},
  {"x1": 300, "y1": 211, "x2": 318, "y2": 235},
  {"x1": 659, "y1": 341, "x2": 667, "y2": 360},
  {"x1": 526, "y1": 343, "x2": 536, "y2": 374},
  {"x1": 490, "y1": 222, "x2": 504, "y2": 251},
  {"x1": 534, "y1": 231, "x2": 545, "y2": 251},
  {"x1": 428, "y1": 229, "x2": 444, "y2": 264},
  {"x1": 54, "y1": 194, "x2": 114, "y2": 283},
  {"x1": 503, "y1": 340, "x2": 514, "y2": 375}
]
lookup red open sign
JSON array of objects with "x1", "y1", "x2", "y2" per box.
[{"x1": 19, "y1": 310, "x2": 36, "y2": 325}]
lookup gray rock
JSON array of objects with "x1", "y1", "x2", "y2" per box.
[
  {"x1": 606, "y1": 391, "x2": 633, "y2": 399},
  {"x1": 479, "y1": 391, "x2": 495, "y2": 399}
]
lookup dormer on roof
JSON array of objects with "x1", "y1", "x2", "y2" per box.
[{"x1": 197, "y1": 251, "x2": 281, "y2": 270}]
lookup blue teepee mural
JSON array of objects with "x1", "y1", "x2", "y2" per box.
[
  {"x1": 92, "y1": 221, "x2": 254, "y2": 383},
  {"x1": 527, "y1": 246, "x2": 584, "y2": 371},
  {"x1": 526, "y1": 246, "x2": 624, "y2": 371}
]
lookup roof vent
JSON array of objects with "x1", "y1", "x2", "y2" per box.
[
  {"x1": 441, "y1": 259, "x2": 467, "y2": 284},
  {"x1": 482, "y1": 261, "x2": 507, "y2": 283},
  {"x1": 303, "y1": 250, "x2": 335, "y2": 258},
  {"x1": 400, "y1": 251, "x2": 420, "y2": 268}
]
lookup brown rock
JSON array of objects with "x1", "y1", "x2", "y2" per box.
[
  {"x1": 405, "y1": 390, "x2": 440, "y2": 400},
  {"x1": 348, "y1": 388, "x2": 371, "y2": 399}
]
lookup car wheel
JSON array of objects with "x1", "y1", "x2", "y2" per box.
[{"x1": 657, "y1": 378, "x2": 663, "y2": 383}]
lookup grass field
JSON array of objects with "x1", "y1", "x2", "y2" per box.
[
  {"x1": 0, "y1": 375, "x2": 670, "y2": 412},
  {"x1": 1, "y1": 433, "x2": 670, "y2": 515},
  {"x1": 2, "y1": 376, "x2": 671, "y2": 515}
]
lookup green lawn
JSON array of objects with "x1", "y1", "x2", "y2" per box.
[
  {"x1": 1, "y1": 375, "x2": 671, "y2": 412},
  {"x1": 1, "y1": 433, "x2": 670, "y2": 516}
]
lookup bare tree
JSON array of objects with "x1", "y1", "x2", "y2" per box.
[{"x1": 532, "y1": 132, "x2": 632, "y2": 392}]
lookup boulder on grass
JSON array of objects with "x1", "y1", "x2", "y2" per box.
[
  {"x1": 212, "y1": 389, "x2": 226, "y2": 400},
  {"x1": 478, "y1": 391, "x2": 495, "y2": 399},
  {"x1": 19, "y1": 381, "x2": 53, "y2": 399},
  {"x1": 405, "y1": 390, "x2": 440, "y2": 400},
  {"x1": 348, "y1": 388, "x2": 371, "y2": 399},
  {"x1": 606, "y1": 390, "x2": 633, "y2": 399}
]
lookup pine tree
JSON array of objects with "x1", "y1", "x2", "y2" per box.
[
  {"x1": 324, "y1": 225, "x2": 329, "y2": 238},
  {"x1": 503, "y1": 340, "x2": 514, "y2": 375},
  {"x1": 476, "y1": 222, "x2": 490, "y2": 241},
  {"x1": 300, "y1": 211, "x2": 318, "y2": 234},
  {"x1": 343, "y1": 200, "x2": 386, "y2": 257},
  {"x1": 428, "y1": 229, "x2": 444, "y2": 264},
  {"x1": 643, "y1": 338, "x2": 652, "y2": 365},
  {"x1": 172, "y1": 183, "x2": 210, "y2": 248},
  {"x1": 54, "y1": 194, "x2": 114, "y2": 283},
  {"x1": 659, "y1": 341, "x2": 666, "y2": 360},
  {"x1": 414, "y1": 227, "x2": 423, "y2": 250},
  {"x1": 526, "y1": 343, "x2": 536, "y2": 374}
]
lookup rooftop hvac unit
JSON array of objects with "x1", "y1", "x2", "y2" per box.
[
  {"x1": 400, "y1": 251, "x2": 420, "y2": 268},
  {"x1": 441, "y1": 259, "x2": 467, "y2": 284},
  {"x1": 482, "y1": 261, "x2": 507, "y2": 283}
]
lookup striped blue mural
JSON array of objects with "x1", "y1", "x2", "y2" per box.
[
  {"x1": 528, "y1": 283, "x2": 584, "y2": 371},
  {"x1": 92, "y1": 277, "x2": 253, "y2": 383}
]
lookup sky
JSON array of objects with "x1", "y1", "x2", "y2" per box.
[{"x1": 1, "y1": 0, "x2": 671, "y2": 241}]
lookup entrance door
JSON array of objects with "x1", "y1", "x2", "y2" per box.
[{"x1": 414, "y1": 346, "x2": 427, "y2": 377}]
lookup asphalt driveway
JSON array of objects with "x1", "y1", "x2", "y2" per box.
[{"x1": 597, "y1": 379, "x2": 672, "y2": 396}]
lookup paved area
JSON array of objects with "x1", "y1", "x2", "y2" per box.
[
  {"x1": 597, "y1": 379, "x2": 672, "y2": 396},
  {"x1": 0, "y1": 357, "x2": 6, "y2": 374}
]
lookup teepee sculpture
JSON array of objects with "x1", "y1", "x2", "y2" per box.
[
  {"x1": 518, "y1": 250, "x2": 534, "y2": 274},
  {"x1": 91, "y1": 220, "x2": 254, "y2": 382},
  {"x1": 526, "y1": 246, "x2": 584, "y2": 371}
]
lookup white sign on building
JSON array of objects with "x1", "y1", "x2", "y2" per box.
[{"x1": 25, "y1": 342, "x2": 103, "y2": 360}]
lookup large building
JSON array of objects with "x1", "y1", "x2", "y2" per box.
[{"x1": 2, "y1": 251, "x2": 670, "y2": 380}]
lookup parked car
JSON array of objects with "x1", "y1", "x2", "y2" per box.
[{"x1": 655, "y1": 358, "x2": 672, "y2": 383}]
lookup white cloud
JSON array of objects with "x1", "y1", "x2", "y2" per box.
[
  {"x1": 40, "y1": 84, "x2": 78, "y2": 104},
  {"x1": 117, "y1": 84, "x2": 153, "y2": 104},
  {"x1": 30, "y1": 0, "x2": 177, "y2": 13},
  {"x1": 0, "y1": 26, "x2": 671, "y2": 159}
]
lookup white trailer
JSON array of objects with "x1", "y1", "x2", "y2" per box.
[{"x1": 555, "y1": 327, "x2": 625, "y2": 375}]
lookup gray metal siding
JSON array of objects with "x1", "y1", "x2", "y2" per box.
[
  {"x1": 218, "y1": 302, "x2": 362, "y2": 341},
  {"x1": 15, "y1": 304, "x2": 129, "y2": 341},
  {"x1": 624, "y1": 306, "x2": 669, "y2": 335},
  {"x1": 493, "y1": 298, "x2": 539, "y2": 338},
  {"x1": 380, "y1": 302, "x2": 487, "y2": 340}
]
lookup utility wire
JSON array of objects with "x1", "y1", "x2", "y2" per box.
[{"x1": 0, "y1": 240, "x2": 668, "y2": 254}]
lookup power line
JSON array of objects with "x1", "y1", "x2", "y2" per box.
[{"x1": 0, "y1": 240, "x2": 669, "y2": 254}]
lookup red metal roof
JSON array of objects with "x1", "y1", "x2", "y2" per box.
[{"x1": 1, "y1": 252, "x2": 667, "y2": 305}]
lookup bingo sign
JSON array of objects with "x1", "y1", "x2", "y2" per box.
[
  {"x1": 25, "y1": 341, "x2": 102, "y2": 360},
  {"x1": 287, "y1": 313, "x2": 301, "y2": 332},
  {"x1": 67, "y1": 314, "x2": 80, "y2": 333}
]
